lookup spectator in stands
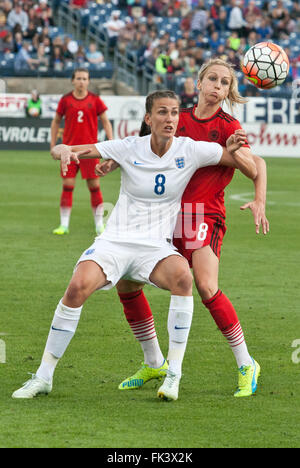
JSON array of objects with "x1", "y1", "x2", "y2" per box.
[
  {"x1": 14, "y1": 40, "x2": 39, "y2": 71},
  {"x1": 50, "y1": 44, "x2": 64, "y2": 71},
  {"x1": 128, "y1": 0, "x2": 145, "y2": 19},
  {"x1": 179, "y1": 76, "x2": 198, "y2": 108},
  {"x1": 7, "y1": 2, "x2": 28, "y2": 32},
  {"x1": 214, "y1": 7, "x2": 229, "y2": 34},
  {"x1": 0, "y1": 9, "x2": 9, "y2": 45},
  {"x1": 244, "y1": 0, "x2": 262, "y2": 23},
  {"x1": 1, "y1": 29, "x2": 13, "y2": 53},
  {"x1": 227, "y1": 0, "x2": 247, "y2": 37},
  {"x1": 270, "y1": 0, "x2": 289, "y2": 22},
  {"x1": 104, "y1": 10, "x2": 125, "y2": 49},
  {"x1": 167, "y1": 57, "x2": 184, "y2": 76},
  {"x1": 13, "y1": 30, "x2": 23, "y2": 52},
  {"x1": 290, "y1": 1, "x2": 300, "y2": 21},
  {"x1": 75, "y1": 45, "x2": 86, "y2": 66},
  {"x1": 36, "y1": 42, "x2": 49, "y2": 71},
  {"x1": 194, "y1": 47, "x2": 205, "y2": 68},
  {"x1": 144, "y1": 0, "x2": 159, "y2": 16},
  {"x1": 23, "y1": 19, "x2": 37, "y2": 40},
  {"x1": 86, "y1": 42, "x2": 104, "y2": 67},
  {"x1": 184, "y1": 55, "x2": 198, "y2": 78},
  {"x1": 210, "y1": 0, "x2": 222, "y2": 21},
  {"x1": 227, "y1": 30, "x2": 241, "y2": 51},
  {"x1": 210, "y1": 30, "x2": 222, "y2": 53},
  {"x1": 178, "y1": 0, "x2": 191, "y2": 18},
  {"x1": 155, "y1": 49, "x2": 171, "y2": 75},
  {"x1": 255, "y1": 16, "x2": 273, "y2": 40},
  {"x1": 34, "y1": 0, "x2": 54, "y2": 28},
  {"x1": 180, "y1": 11, "x2": 193, "y2": 33},
  {"x1": 190, "y1": 1, "x2": 208, "y2": 38},
  {"x1": 227, "y1": 48, "x2": 241, "y2": 70}
]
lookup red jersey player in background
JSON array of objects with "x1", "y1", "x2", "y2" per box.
[
  {"x1": 113, "y1": 59, "x2": 269, "y2": 399},
  {"x1": 50, "y1": 68, "x2": 113, "y2": 235}
]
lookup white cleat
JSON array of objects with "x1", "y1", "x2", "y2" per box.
[
  {"x1": 157, "y1": 370, "x2": 180, "y2": 401},
  {"x1": 12, "y1": 374, "x2": 52, "y2": 399}
]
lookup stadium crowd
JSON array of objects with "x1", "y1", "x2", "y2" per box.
[{"x1": 0, "y1": 0, "x2": 299, "y2": 95}]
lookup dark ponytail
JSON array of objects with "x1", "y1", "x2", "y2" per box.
[{"x1": 139, "y1": 119, "x2": 151, "y2": 136}]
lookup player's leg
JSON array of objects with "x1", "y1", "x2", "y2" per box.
[
  {"x1": 117, "y1": 279, "x2": 167, "y2": 390},
  {"x1": 150, "y1": 255, "x2": 194, "y2": 401},
  {"x1": 53, "y1": 161, "x2": 78, "y2": 235},
  {"x1": 12, "y1": 261, "x2": 109, "y2": 399},
  {"x1": 81, "y1": 159, "x2": 105, "y2": 235},
  {"x1": 192, "y1": 245, "x2": 260, "y2": 396}
]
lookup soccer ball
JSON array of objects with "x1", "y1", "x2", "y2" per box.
[{"x1": 242, "y1": 42, "x2": 289, "y2": 89}]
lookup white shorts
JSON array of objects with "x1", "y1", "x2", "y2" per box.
[{"x1": 76, "y1": 238, "x2": 182, "y2": 290}]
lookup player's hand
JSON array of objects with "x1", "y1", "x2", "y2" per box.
[
  {"x1": 95, "y1": 159, "x2": 119, "y2": 176},
  {"x1": 51, "y1": 145, "x2": 91, "y2": 176},
  {"x1": 240, "y1": 200, "x2": 270, "y2": 235},
  {"x1": 226, "y1": 129, "x2": 247, "y2": 154}
]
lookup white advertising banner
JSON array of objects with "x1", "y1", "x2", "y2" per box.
[{"x1": 0, "y1": 94, "x2": 299, "y2": 156}]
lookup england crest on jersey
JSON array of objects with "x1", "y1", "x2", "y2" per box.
[{"x1": 175, "y1": 157, "x2": 185, "y2": 169}]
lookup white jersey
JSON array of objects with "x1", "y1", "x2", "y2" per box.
[{"x1": 95, "y1": 135, "x2": 222, "y2": 245}]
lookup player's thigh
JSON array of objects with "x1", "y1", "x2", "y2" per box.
[
  {"x1": 116, "y1": 279, "x2": 145, "y2": 293},
  {"x1": 80, "y1": 159, "x2": 100, "y2": 180},
  {"x1": 61, "y1": 161, "x2": 79, "y2": 179},
  {"x1": 191, "y1": 245, "x2": 219, "y2": 300},
  {"x1": 150, "y1": 255, "x2": 193, "y2": 294}
]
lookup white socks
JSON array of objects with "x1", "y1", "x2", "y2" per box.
[
  {"x1": 36, "y1": 300, "x2": 82, "y2": 383},
  {"x1": 60, "y1": 207, "x2": 71, "y2": 229},
  {"x1": 93, "y1": 203, "x2": 104, "y2": 232},
  {"x1": 167, "y1": 295, "x2": 194, "y2": 378}
]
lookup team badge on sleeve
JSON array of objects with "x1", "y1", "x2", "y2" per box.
[{"x1": 175, "y1": 157, "x2": 185, "y2": 169}]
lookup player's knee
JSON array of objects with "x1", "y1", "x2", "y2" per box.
[
  {"x1": 172, "y1": 268, "x2": 193, "y2": 295},
  {"x1": 65, "y1": 278, "x2": 89, "y2": 305},
  {"x1": 195, "y1": 277, "x2": 218, "y2": 301}
]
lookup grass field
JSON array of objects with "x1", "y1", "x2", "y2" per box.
[{"x1": 0, "y1": 151, "x2": 300, "y2": 449}]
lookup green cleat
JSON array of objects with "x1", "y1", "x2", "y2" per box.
[
  {"x1": 53, "y1": 225, "x2": 69, "y2": 235},
  {"x1": 119, "y1": 360, "x2": 168, "y2": 390},
  {"x1": 234, "y1": 358, "x2": 261, "y2": 398}
]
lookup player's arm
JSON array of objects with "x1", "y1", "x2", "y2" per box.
[
  {"x1": 50, "y1": 112, "x2": 63, "y2": 149},
  {"x1": 99, "y1": 111, "x2": 113, "y2": 140},
  {"x1": 219, "y1": 130, "x2": 257, "y2": 180},
  {"x1": 240, "y1": 154, "x2": 269, "y2": 235},
  {"x1": 51, "y1": 143, "x2": 101, "y2": 176}
]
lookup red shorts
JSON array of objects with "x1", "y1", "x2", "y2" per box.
[
  {"x1": 61, "y1": 158, "x2": 100, "y2": 179},
  {"x1": 173, "y1": 212, "x2": 227, "y2": 267}
]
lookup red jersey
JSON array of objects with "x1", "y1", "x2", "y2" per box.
[
  {"x1": 176, "y1": 106, "x2": 249, "y2": 218},
  {"x1": 56, "y1": 92, "x2": 107, "y2": 145}
]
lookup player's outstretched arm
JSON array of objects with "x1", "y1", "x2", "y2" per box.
[
  {"x1": 220, "y1": 130, "x2": 257, "y2": 180},
  {"x1": 51, "y1": 143, "x2": 100, "y2": 176},
  {"x1": 240, "y1": 155, "x2": 270, "y2": 235}
]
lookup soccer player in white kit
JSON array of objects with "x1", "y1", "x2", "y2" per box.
[{"x1": 12, "y1": 91, "x2": 256, "y2": 401}]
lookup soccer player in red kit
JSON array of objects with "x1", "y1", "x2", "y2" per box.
[
  {"x1": 115, "y1": 59, "x2": 269, "y2": 398},
  {"x1": 50, "y1": 68, "x2": 113, "y2": 235}
]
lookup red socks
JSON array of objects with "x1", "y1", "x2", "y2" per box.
[
  {"x1": 202, "y1": 289, "x2": 239, "y2": 332},
  {"x1": 202, "y1": 289, "x2": 252, "y2": 367},
  {"x1": 89, "y1": 187, "x2": 103, "y2": 209},
  {"x1": 118, "y1": 290, "x2": 157, "y2": 342},
  {"x1": 61, "y1": 184, "x2": 74, "y2": 208}
]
